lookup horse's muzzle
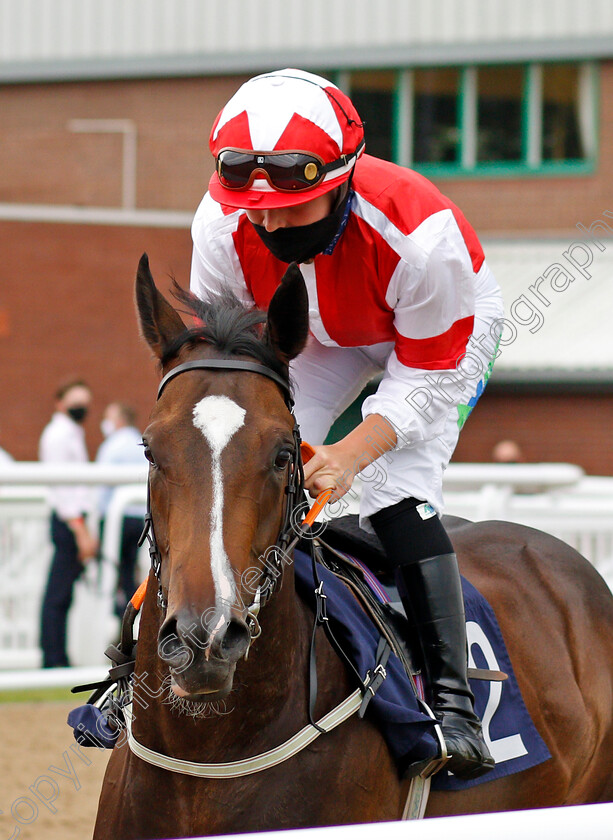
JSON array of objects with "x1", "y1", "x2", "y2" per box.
[{"x1": 158, "y1": 610, "x2": 251, "y2": 697}]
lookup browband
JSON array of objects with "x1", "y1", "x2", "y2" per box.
[{"x1": 157, "y1": 359, "x2": 293, "y2": 407}]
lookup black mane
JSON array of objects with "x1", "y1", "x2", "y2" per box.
[{"x1": 162, "y1": 283, "x2": 290, "y2": 389}]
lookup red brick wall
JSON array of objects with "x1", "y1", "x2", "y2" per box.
[
  {"x1": 0, "y1": 220, "x2": 192, "y2": 460},
  {"x1": 454, "y1": 390, "x2": 613, "y2": 475},
  {"x1": 2, "y1": 66, "x2": 612, "y2": 472},
  {"x1": 0, "y1": 76, "x2": 246, "y2": 211},
  {"x1": 1, "y1": 218, "x2": 611, "y2": 474}
]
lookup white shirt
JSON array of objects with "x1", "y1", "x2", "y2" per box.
[
  {"x1": 96, "y1": 425, "x2": 146, "y2": 518},
  {"x1": 39, "y1": 411, "x2": 94, "y2": 521}
]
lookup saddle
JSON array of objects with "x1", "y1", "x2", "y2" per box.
[{"x1": 310, "y1": 514, "x2": 505, "y2": 686}]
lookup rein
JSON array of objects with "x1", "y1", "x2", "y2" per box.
[{"x1": 123, "y1": 687, "x2": 363, "y2": 778}]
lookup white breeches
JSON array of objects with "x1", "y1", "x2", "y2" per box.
[{"x1": 290, "y1": 302, "x2": 503, "y2": 530}]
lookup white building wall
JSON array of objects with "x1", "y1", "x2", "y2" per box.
[
  {"x1": 2, "y1": 0, "x2": 613, "y2": 74},
  {"x1": 482, "y1": 238, "x2": 613, "y2": 374}
]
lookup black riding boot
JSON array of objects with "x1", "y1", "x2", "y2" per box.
[{"x1": 396, "y1": 553, "x2": 495, "y2": 780}]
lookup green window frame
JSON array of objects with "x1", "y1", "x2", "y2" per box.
[{"x1": 338, "y1": 62, "x2": 598, "y2": 179}]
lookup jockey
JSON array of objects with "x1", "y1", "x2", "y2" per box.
[{"x1": 190, "y1": 68, "x2": 503, "y2": 780}]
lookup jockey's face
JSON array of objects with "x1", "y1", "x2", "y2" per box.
[{"x1": 245, "y1": 191, "x2": 336, "y2": 232}]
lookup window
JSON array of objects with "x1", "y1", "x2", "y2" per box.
[
  {"x1": 542, "y1": 64, "x2": 586, "y2": 161},
  {"x1": 343, "y1": 71, "x2": 395, "y2": 161},
  {"x1": 335, "y1": 62, "x2": 596, "y2": 177},
  {"x1": 413, "y1": 69, "x2": 460, "y2": 164},
  {"x1": 476, "y1": 66, "x2": 524, "y2": 163}
]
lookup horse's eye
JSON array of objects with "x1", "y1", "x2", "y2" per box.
[
  {"x1": 274, "y1": 448, "x2": 293, "y2": 471},
  {"x1": 142, "y1": 442, "x2": 156, "y2": 466}
]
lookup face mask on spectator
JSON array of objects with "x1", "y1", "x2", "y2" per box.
[
  {"x1": 67, "y1": 405, "x2": 88, "y2": 424},
  {"x1": 100, "y1": 418, "x2": 116, "y2": 437}
]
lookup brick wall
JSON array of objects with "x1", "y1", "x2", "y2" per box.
[
  {"x1": 1, "y1": 217, "x2": 611, "y2": 473},
  {"x1": 0, "y1": 220, "x2": 192, "y2": 460},
  {"x1": 2, "y1": 67, "x2": 612, "y2": 472},
  {"x1": 0, "y1": 76, "x2": 245, "y2": 211},
  {"x1": 454, "y1": 389, "x2": 613, "y2": 475}
]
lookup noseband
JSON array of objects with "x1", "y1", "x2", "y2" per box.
[{"x1": 139, "y1": 357, "x2": 305, "y2": 621}]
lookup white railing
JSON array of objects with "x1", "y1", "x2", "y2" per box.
[
  {"x1": 0, "y1": 492, "x2": 52, "y2": 669},
  {"x1": 0, "y1": 464, "x2": 149, "y2": 671},
  {"x1": 443, "y1": 469, "x2": 613, "y2": 588},
  {"x1": 1, "y1": 461, "x2": 612, "y2": 675},
  {"x1": 0, "y1": 462, "x2": 149, "y2": 485},
  {"x1": 180, "y1": 803, "x2": 613, "y2": 840}
]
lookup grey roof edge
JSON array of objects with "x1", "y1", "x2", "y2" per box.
[{"x1": 2, "y1": 36, "x2": 613, "y2": 84}]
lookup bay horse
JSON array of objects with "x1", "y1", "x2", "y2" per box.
[{"x1": 93, "y1": 255, "x2": 613, "y2": 839}]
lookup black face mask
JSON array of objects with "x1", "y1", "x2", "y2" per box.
[
  {"x1": 252, "y1": 188, "x2": 351, "y2": 264},
  {"x1": 67, "y1": 405, "x2": 88, "y2": 424}
]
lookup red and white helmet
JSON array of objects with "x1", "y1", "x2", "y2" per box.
[{"x1": 209, "y1": 69, "x2": 365, "y2": 209}]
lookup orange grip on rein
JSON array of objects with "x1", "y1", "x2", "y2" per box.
[
  {"x1": 300, "y1": 441, "x2": 317, "y2": 463},
  {"x1": 300, "y1": 441, "x2": 334, "y2": 528},
  {"x1": 130, "y1": 578, "x2": 148, "y2": 611},
  {"x1": 302, "y1": 488, "x2": 333, "y2": 528}
]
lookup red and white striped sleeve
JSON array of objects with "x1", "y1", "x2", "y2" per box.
[{"x1": 360, "y1": 208, "x2": 493, "y2": 446}]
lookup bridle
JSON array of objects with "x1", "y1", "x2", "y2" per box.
[{"x1": 138, "y1": 357, "x2": 306, "y2": 627}]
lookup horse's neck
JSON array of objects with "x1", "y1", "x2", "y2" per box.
[{"x1": 132, "y1": 567, "x2": 331, "y2": 761}]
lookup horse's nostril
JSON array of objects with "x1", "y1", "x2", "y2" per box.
[
  {"x1": 158, "y1": 612, "x2": 249, "y2": 666},
  {"x1": 218, "y1": 618, "x2": 251, "y2": 660},
  {"x1": 158, "y1": 615, "x2": 196, "y2": 670}
]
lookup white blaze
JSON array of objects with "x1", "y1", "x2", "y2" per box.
[{"x1": 192, "y1": 395, "x2": 246, "y2": 615}]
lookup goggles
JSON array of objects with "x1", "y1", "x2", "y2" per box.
[{"x1": 216, "y1": 140, "x2": 365, "y2": 193}]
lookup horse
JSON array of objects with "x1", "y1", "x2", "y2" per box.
[{"x1": 93, "y1": 254, "x2": 613, "y2": 839}]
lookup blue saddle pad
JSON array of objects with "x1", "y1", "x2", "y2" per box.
[{"x1": 293, "y1": 549, "x2": 551, "y2": 789}]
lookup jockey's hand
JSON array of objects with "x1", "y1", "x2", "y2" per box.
[
  {"x1": 302, "y1": 414, "x2": 399, "y2": 501},
  {"x1": 302, "y1": 442, "x2": 356, "y2": 501}
]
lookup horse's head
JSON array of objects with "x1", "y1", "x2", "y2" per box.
[{"x1": 135, "y1": 254, "x2": 309, "y2": 702}]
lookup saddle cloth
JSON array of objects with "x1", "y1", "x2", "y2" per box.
[{"x1": 293, "y1": 542, "x2": 551, "y2": 790}]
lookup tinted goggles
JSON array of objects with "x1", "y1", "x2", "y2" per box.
[{"x1": 216, "y1": 142, "x2": 364, "y2": 193}]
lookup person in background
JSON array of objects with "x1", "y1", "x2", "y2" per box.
[
  {"x1": 96, "y1": 402, "x2": 146, "y2": 618},
  {"x1": 492, "y1": 439, "x2": 525, "y2": 464},
  {"x1": 39, "y1": 378, "x2": 98, "y2": 668}
]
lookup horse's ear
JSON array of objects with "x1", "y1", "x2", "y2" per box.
[
  {"x1": 266, "y1": 263, "x2": 309, "y2": 365},
  {"x1": 135, "y1": 253, "x2": 186, "y2": 360}
]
